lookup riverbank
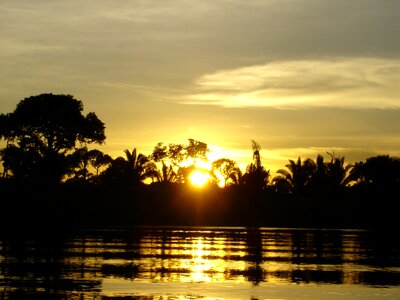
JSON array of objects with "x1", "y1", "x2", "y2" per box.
[{"x1": 1, "y1": 180, "x2": 399, "y2": 231}]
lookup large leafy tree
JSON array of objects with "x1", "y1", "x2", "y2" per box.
[
  {"x1": 349, "y1": 155, "x2": 400, "y2": 188},
  {"x1": 0, "y1": 94, "x2": 105, "y2": 184}
]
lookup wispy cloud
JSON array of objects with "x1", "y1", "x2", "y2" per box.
[{"x1": 184, "y1": 58, "x2": 400, "y2": 108}]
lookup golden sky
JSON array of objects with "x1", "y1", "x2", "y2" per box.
[{"x1": 1, "y1": 0, "x2": 400, "y2": 173}]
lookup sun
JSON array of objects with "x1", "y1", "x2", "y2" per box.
[{"x1": 189, "y1": 170, "x2": 210, "y2": 188}]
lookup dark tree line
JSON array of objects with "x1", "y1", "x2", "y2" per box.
[
  {"x1": 1, "y1": 93, "x2": 400, "y2": 194},
  {"x1": 1, "y1": 94, "x2": 400, "y2": 230}
]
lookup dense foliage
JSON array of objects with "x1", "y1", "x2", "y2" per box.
[
  {"x1": 1, "y1": 94, "x2": 399, "y2": 229},
  {"x1": 0, "y1": 94, "x2": 105, "y2": 184}
]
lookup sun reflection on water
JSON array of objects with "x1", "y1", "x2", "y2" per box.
[
  {"x1": 191, "y1": 238, "x2": 211, "y2": 282},
  {"x1": 2, "y1": 228, "x2": 400, "y2": 300}
]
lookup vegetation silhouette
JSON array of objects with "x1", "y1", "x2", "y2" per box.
[
  {"x1": 150, "y1": 139, "x2": 210, "y2": 184},
  {"x1": 272, "y1": 157, "x2": 315, "y2": 195},
  {"x1": 211, "y1": 158, "x2": 241, "y2": 187},
  {"x1": 242, "y1": 140, "x2": 270, "y2": 191},
  {"x1": 100, "y1": 148, "x2": 157, "y2": 186},
  {"x1": 0, "y1": 94, "x2": 105, "y2": 185},
  {"x1": 67, "y1": 147, "x2": 112, "y2": 183},
  {"x1": 271, "y1": 153, "x2": 352, "y2": 195},
  {"x1": 1, "y1": 94, "x2": 400, "y2": 230}
]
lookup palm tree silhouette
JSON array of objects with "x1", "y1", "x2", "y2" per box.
[
  {"x1": 154, "y1": 161, "x2": 177, "y2": 183},
  {"x1": 274, "y1": 153, "x2": 352, "y2": 194},
  {"x1": 101, "y1": 148, "x2": 158, "y2": 185},
  {"x1": 324, "y1": 152, "x2": 352, "y2": 191},
  {"x1": 273, "y1": 157, "x2": 315, "y2": 195},
  {"x1": 124, "y1": 148, "x2": 158, "y2": 183}
]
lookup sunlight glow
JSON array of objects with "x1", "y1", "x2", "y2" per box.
[
  {"x1": 180, "y1": 157, "x2": 211, "y2": 170},
  {"x1": 189, "y1": 170, "x2": 210, "y2": 187},
  {"x1": 191, "y1": 238, "x2": 211, "y2": 282}
]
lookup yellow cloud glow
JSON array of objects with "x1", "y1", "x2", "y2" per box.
[{"x1": 185, "y1": 58, "x2": 400, "y2": 109}]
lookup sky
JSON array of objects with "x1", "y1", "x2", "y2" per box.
[{"x1": 1, "y1": 0, "x2": 400, "y2": 173}]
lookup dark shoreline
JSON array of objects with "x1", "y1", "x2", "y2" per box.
[{"x1": 1, "y1": 181, "x2": 399, "y2": 233}]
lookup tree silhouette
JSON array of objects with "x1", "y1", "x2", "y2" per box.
[
  {"x1": 306, "y1": 153, "x2": 352, "y2": 194},
  {"x1": 0, "y1": 113, "x2": 15, "y2": 177},
  {"x1": 324, "y1": 152, "x2": 352, "y2": 192},
  {"x1": 310, "y1": 154, "x2": 328, "y2": 192},
  {"x1": 230, "y1": 167, "x2": 244, "y2": 185},
  {"x1": 151, "y1": 139, "x2": 209, "y2": 184},
  {"x1": 0, "y1": 94, "x2": 105, "y2": 184},
  {"x1": 90, "y1": 149, "x2": 112, "y2": 178},
  {"x1": 151, "y1": 142, "x2": 180, "y2": 183},
  {"x1": 349, "y1": 155, "x2": 400, "y2": 188},
  {"x1": 154, "y1": 161, "x2": 177, "y2": 183},
  {"x1": 101, "y1": 149, "x2": 157, "y2": 185},
  {"x1": 242, "y1": 141, "x2": 270, "y2": 190},
  {"x1": 167, "y1": 143, "x2": 186, "y2": 166},
  {"x1": 186, "y1": 139, "x2": 208, "y2": 163},
  {"x1": 123, "y1": 148, "x2": 158, "y2": 184},
  {"x1": 67, "y1": 148, "x2": 112, "y2": 183},
  {"x1": 1, "y1": 144, "x2": 41, "y2": 181},
  {"x1": 68, "y1": 147, "x2": 93, "y2": 181},
  {"x1": 273, "y1": 153, "x2": 352, "y2": 195},
  {"x1": 272, "y1": 157, "x2": 315, "y2": 195},
  {"x1": 212, "y1": 158, "x2": 241, "y2": 187}
]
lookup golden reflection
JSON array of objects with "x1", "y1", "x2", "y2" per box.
[
  {"x1": 341, "y1": 234, "x2": 363, "y2": 285},
  {"x1": 136, "y1": 232, "x2": 251, "y2": 283},
  {"x1": 185, "y1": 236, "x2": 249, "y2": 283},
  {"x1": 5, "y1": 227, "x2": 398, "y2": 300},
  {"x1": 191, "y1": 238, "x2": 211, "y2": 282},
  {"x1": 133, "y1": 228, "x2": 383, "y2": 286},
  {"x1": 261, "y1": 233, "x2": 293, "y2": 283}
]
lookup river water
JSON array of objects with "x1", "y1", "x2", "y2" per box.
[{"x1": 1, "y1": 227, "x2": 399, "y2": 299}]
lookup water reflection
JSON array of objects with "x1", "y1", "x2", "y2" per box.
[{"x1": 0, "y1": 227, "x2": 399, "y2": 299}]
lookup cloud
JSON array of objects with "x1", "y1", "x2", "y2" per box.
[{"x1": 184, "y1": 58, "x2": 400, "y2": 109}]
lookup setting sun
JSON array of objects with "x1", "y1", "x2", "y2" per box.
[{"x1": 189, "y1": 170, "x2": 210, "y2": 188}]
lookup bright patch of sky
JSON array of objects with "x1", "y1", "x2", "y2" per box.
[{"x1": 186, "y1": 58, "x2": 400, "y2": 108}]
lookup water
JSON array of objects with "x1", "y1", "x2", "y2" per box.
[{"x1": 1, "y1": 227, "x2": 400, "y2": 299}]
